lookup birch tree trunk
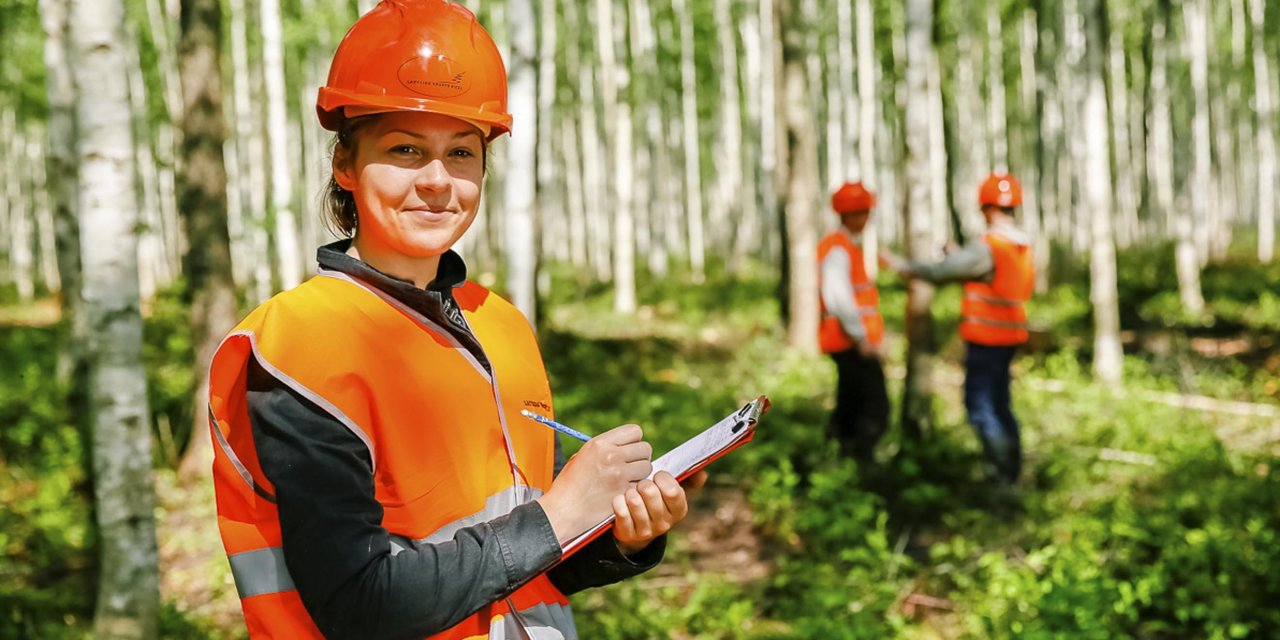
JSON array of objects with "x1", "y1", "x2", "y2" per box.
[
  {"x1": 72, "y1": 0, "x2": 161, "y2": 634},
  {"x1": 1182, "y1": 0, "x2": 1209, "y2": 311},
  {"x1": 40, "y1": 0, "x2": 86, "y2": 384},
  {"x1": 1017, "y1": 7, "x2": 1048, "y2": 292},
  {"x1": 856, "y1": 0, "x2": 878, "y2": 277},
  {"x1": 1251, "y1": 0, "x2": 1276, "y2": 263},
  {"x1": 987, "y1": 0, "x2": 1008, "y2": 170},
  {"x1": 504, "y1": 0, "x2": 538, "y2": 321},
  {"x1": 711, "y1": 0, "x2": 743, "y2": 254},
  {"x1": 598, "y1": 0, "x2": 635, "y2": 312},
  {"x1": 673, "y1": 0, "x2": 706, "y2": 282},
  {"x1": 780, "y1": 0, "x2": 819, "y2": 353},
  {"x1": 1149, "y1": 3, "x2": 1179, "y2": 239},
  {"x1": 1108, "y1": 29, "x2": 1138, "y2": 248},
  {"x1": 261, "y1": 0, "x2": 302, "y2": 290},
  {"x1": 229, "y1": 0, "x2": 272, "y2": 302},
  {"x1": 1082, "y1": 0, "x2": 1122, "y2": 384},
  {"x1": 902, "y1": 0, "x2": 938, "y2": 440},
  {"x1": 177, "y1": 0, "x2": 238, "y2": 479},
  {"x1": 536, "y1": 0, "x2": 559, "y2": 274},
  {"x1": 5, "y1": 126, "x2": 35, "y2": 302}
]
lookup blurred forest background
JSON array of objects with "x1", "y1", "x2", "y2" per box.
[{"x1": 1, "y1": 0, "x2": 1278, "y2": 637}]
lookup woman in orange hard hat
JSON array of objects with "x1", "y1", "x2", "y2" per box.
[
  {"x1": 206, "y1": 2, "x2": 701, "y2": 638},
  {"x1": 818, "y1": 182, "x2": 889, "y2": 463},
  {"x1": 883, "y1": 172, "x2": 1034, "y2": 484}
]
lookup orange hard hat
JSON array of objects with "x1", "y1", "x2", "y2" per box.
[
  {"x1": 978, "y1": 172, "x2": 1023, "y2": 207},
  {"x1": 316, "y1": 0, "x2": 512, "y2": 139},
  {"x1": 831, "y1": 182, "x2": 876, "y2": 213}
]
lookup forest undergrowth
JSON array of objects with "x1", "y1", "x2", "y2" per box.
[{"x1": 1, "y1": 245, "x2": 1277, "y2": 638}]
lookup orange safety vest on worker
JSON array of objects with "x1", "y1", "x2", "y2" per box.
[
  {"x1": 208, "y1": 269, "x2": 570, "y2": 639},
  {"x1": 960, "y1": 229, "x2": 1035, "y2": 346},
  {"x1": 817, "y1": 230, "x2": 885, "y2": 354}
]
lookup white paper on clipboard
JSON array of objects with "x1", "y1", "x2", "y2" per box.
[{"x1": 560, "y1": 396, "x2": 770, "y2": 556}]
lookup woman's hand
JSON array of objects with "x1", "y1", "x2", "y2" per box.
[
  {"x1": 536, "y1": 424, "x2": 653, "y2": 545},
  {"x1": 612, "y1": 470, "x2": 706, "y2": 556}
]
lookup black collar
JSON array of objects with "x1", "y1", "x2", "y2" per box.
[{"x1": 316, "y1": 239, "x2": 468, "y2": 295}]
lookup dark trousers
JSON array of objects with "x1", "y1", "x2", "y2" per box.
[
  {"x1": 964, "y1": 342, "x2": 1022, "y2": 482},
  {"x1": 828, "y1": 349, "x2": 889, "y2": 461}
]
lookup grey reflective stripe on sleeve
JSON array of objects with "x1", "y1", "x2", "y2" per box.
[
  {"x1": 858, "y1": 305, "x2": 880, "y2": 316},
  {"x1": 414, "y1": 485, "x2": 543, "y2": 546},
  {"x1": 851, "y1": 282, "x2": 875, "y2": 292},
  {"x1": 965, "y1": 292, "x2": 1021, "y2": 307},
  {"x1": 228, "y1": 546, "x2": 296, "y2": 598},
  {"x1": 962, "y1": 316, "x2": 1028, "y2": 330}
]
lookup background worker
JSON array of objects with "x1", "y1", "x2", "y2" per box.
[
  {"x1": 207, "y1": 2, "x2": 701, "y2": 638},
  {"x1": 882, "y1": 172, "x2": 1035, "y2": 483},
  {"x1": 818, "y1": 182, "x2": 889, "y2": 463}
]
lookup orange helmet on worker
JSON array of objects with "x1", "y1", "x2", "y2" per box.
[
  {"x1": 316, "y1": 0, "x2": 512, "y2": 140},
  {"x1": 978, "y1": 171, "x2": 1022, "y2": 209}
]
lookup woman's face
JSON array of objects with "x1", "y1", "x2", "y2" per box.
[{"x1": 334, "y1": 111, "x2": 485, "y2": 264}]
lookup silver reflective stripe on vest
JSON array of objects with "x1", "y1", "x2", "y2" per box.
[
  {"x1": 236, "y1": 329, "x2": 379, "y2": 474},
  {"x1": 491, "y1": 602, "x2": 578, "y2": 639},
  {"x1": 851, "y1": 282, "x2": 875, "y2": 293},
  {"x1": 209, "y1": 404, "x2": 276, "y2": 503},
  {"x1": 228, "y1": 546, "x2": 295, "y2": 598},
  {"x1": 857, "y1": 305, "x2": 880, "y2": 317},
  {"x1": 962, "y1": 316, "x2": 1028, "y2": 330},
  {"x1": 416, "y1": 485, "x2": 543, "y2": 546},
  {"x1": 965, "y1": 292, "x2": 1021, "y2": 307}
]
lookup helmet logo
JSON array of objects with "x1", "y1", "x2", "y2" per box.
[{"x1": 398, "y1": 56, "x2": 471, "y2": 98}]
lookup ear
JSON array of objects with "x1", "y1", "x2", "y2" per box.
[{"x1": 332, "y1": 147, "x2": 357, "y2": 191}]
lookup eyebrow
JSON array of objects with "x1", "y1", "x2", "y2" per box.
[{"x1": 381, "y1": 128, "x2": 483, "y2": 143}]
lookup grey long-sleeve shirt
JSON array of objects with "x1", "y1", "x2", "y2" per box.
[
  {"x1": 819, "y1": 232, "x2": 868, "y2": 345},
  {"x1": 245, "y1": 241, "x2": 664, "y2": 640},
  {"x1": 887, "y1": 222, "x2": 1031, "y2": 284}
]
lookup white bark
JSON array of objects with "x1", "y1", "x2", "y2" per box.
[
  {"x1": 228, "y1": 0, "x2": 271, "y2": 301},
  {"x1": 928, "y1": 50, "x2": 949, "y2": 245},
  {"x1": 1108, "y1": 30, "x2": 1138, "y2": 248},
  {"x1": 987, "y1": 0, "x2": 1008, "y2": 170},
  {"x1": 536, "y1": 0, "x2": 560, "y2": 269},
  {"x1": 29, "y1": 134, "x2": 61, "y2": 293},
  {"x1": 72, "y1": 0, "x2": 160, "y2": 635},
  {"x1": 1082, "y1": 0, "x2": 1123, "y2": 384},
  {"x1": 261, "y1": 0, "x2": 303, "y2": 289},
  {"x1": 143, "y1": 0, "x2": 183, "y2": 281},
  {"x1": 1018, "y1": 8, "x2": 1048, "y2": 292},
  {"x1": 505, "y1": 0, "x2": 538, "y2": 320},
  {"x1": 1149, "y1": 12, "x2": 1177, "y2": 237},
  {"x1": 856, "y1": 0, "x2": 878, "y2": 277},
  {"x1": 597, "y1": 0, "x2": 634, "y2": 312},
  {"x1": 711, "y1": 0, "x2": 743, "y2": 254},
  {"x1": 1251, "y1": 0, "x2": 1276, "y2": 262},
  {"x1": 903, "y1": 0, "x2": 938, "y2": 437},
  {"x1": 4, "y1": 122, "x2": 34, "y2": 301},
  {"x1": 1184, "y1": 0, "x2": 1210, "y2": 310},
  {"x1": 782, "y1": 0, "x2": 820, "y2": 354},
  {"x1": 123, "y1": 30, "x2": 170, "y2": 303},
  {"x1": 673, "y1": 0, "x2": 706, "y2": 282}
]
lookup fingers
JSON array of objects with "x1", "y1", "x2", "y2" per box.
[
  {"x1": 652, "y1": 472, "x2": 688, "y2": 521},
  {"x1": 597, "y1": 423, "x2": 643, "y2": 444},
  {"x1": 678, "y1": 469, "x2": 708, "y2": 492}
]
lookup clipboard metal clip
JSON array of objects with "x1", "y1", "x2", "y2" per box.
[{"x1": 731, "y1": 396, "x2": 771, "y2": 433}]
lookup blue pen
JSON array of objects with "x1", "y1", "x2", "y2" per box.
[{"x1": 520, "y1": 410, "x2": 592, "y2": 442}]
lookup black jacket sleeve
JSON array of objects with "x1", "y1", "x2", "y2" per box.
[{"x1": 244, "y1": 354, "x2": 663, "y2": 639}]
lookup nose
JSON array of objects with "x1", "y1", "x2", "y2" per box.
[{"x1": 415, "y1": 159, "x2": 451, "y2": 195}]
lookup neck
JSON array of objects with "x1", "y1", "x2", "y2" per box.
[{"x1": 347, "y1": 238, "x2": 441, "y2": 289}]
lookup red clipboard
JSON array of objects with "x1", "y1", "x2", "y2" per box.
[{"x1": 558, "y1": 396, "x2": 770, "y2": 559}]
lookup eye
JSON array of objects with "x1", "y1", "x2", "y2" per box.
[
  {"x1": 450, "y1": 147, "x2": 477, "y2": 159},
  {"x1": 390, "y1": 144, "x2": 419, "y2": 155}
]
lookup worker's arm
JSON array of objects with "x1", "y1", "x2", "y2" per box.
[
  {"x1": 889, "y1": 241, "x2": 994, "y2": 284},
  {"x1": 819, "y1": 245, "x2": 868, "y2": 346},
  {"x1": 246, "y1": 355, "x2": 655, "y2": 640}
]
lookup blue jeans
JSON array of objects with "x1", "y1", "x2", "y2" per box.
[{"x1": 964, "y1": 342, "x2": 1021, "y2": 482}]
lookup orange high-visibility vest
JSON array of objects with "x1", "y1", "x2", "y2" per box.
[
  {"x1": 208, "y1": 269, "x2": 572, "y2": 639},
  {"x1": 817, "y1": 230, "x2": 884, "y2": 354},
  {"x1": 960, "y1": 230, "x2": 1035, "y2": 346}
]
